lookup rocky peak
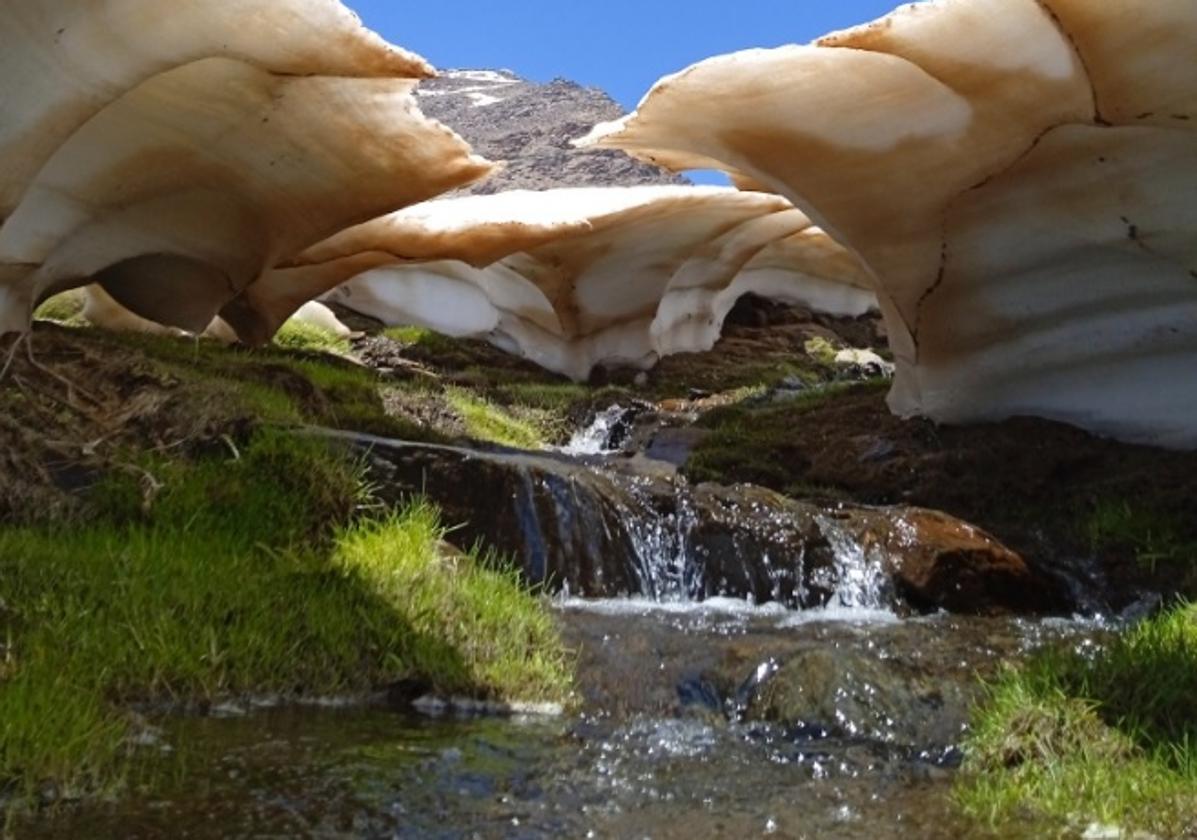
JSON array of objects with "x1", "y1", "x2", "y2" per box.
[{"x1": 416, "y1": 69, "x2": 688, "y2": 193}]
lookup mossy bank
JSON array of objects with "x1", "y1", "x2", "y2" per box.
[{"x1": 0, "y1": 324, "x2": 572, "y2": 810}]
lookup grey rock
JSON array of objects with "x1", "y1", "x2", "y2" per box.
[{"x1": 417, "y1": 69, "x2": 688, "y2": 193}]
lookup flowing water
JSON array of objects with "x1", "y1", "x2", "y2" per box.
[
  {"x1": 22, "y1": 420, "x2": 1111, "y2": 839},
  {"x1": 26, "y1": 606, "x2": 1096, "y2": 839}
]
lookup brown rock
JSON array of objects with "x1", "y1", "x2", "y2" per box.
[{"x1": 881, "y1": 508, "x2": 1061, "y2": 615}]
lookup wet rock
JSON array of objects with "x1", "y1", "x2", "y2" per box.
[
  {"x1": 855, "y1": 436, "x2": 897, "y2": 464},
  {"x1": 769, "y1": 374, "x2": 811, "y2": 403},
  {"x1": 746, "y1": 649, "x2": 975, "y2": 749},
  {"x1": 880, "y1": 510, "x2": 1065, "y2": 614},
  {"x1": 326, "y1": 431, "x2": 1074, "y2": 614},
  {"x1": 359, "y1": 437, "x2": 648, "y2": 596},
  {"x1": 686, "y1": 483, "x2": 837, "y2": 606},
  {"x1": 834, "y1": 348, "x2": 895, "y2": 380},
  {"x1": 643, "y1": 426, "x2": 709, "y2": 466}
]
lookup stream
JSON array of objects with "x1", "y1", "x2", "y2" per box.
[{"x1": 23, "y1": 411, "x2": 1113, "y2": 839}]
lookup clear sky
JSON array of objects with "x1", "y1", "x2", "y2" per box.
[{"x1": 345, "y1": 1, "x2": 902, "y2": 111}]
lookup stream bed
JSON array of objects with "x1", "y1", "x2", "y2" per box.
[
  {"x1": 24, "y1": 602, "x2": 1101, "y2": 839},
  {"x1": 20, "y1": 411, "x2": 1117, "y2": 838}
]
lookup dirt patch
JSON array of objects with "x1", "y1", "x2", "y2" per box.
[
  {"x1": 602, "y1": 298, "x2": 888, "y2": 397},
  {"x1": 380, "y1": 387, "x2": 466, "y2": 440}
]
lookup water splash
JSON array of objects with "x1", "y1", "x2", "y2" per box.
[
  {"x1": 810, "y1": 515, "x2": 892, "y2": 609},
  {"x1": 619, "y1": 474, "x2": 702, "y2": 600},
  {"x1": 560, "y1": 404, "x2": 633, "y2": 456}
]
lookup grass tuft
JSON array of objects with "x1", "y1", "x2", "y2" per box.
[
  {"x1": 958, "y1": 603, "x2": 1197, "y2": 837},
  {"x1": 32, "y1": 291, "x2": 86, "y2": 324},
  {"x1": 1084, "y1": 498, "x2": 1197, "y2": 577},
  {"x1": 446, "y1": 387, "x2": 546, "y2": 450},
  {"x1": 273, "y1": 319, "x2": 351, "y2": 356}
]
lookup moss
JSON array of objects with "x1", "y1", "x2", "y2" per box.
[
  {"x1": 272, "y1": 319, "x2": 351, "y2": 356},
  {"x1": 0, "y1": 434, "x2": 572, "y2": 807},
  {"x1": 383, "y1": 327, "x2": 504, "y2": 372},
  {"x1": 446, "y1": 387, "x2": 547, "y2": 450},
  {"x1": 685, "y1": 381, "x2": 887, "y2": 490},
  {"x1": 492, "y1": 381, "x2": 592, "y2": 414},
  {"x1": 88, "y1": 329, "x2": 435, "y2": 441},
  {"x1": 645, "y1": 357, "x2": 823, "y2": 402},
  {"x1": 32, "y1": 290, "x2": 87, "y2": 325},
  {"x1": 958, "y1": 603, "x2": 1197, "y2": 837}
]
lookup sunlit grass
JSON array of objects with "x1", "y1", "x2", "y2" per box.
[
  {"x1": 446, "y1": 387, "x2": 546, "y2": 450},
  {"x1": 0, "y1": 433, "x2": 571, "y2": 807},
  {"x1": 958, "y1": 603, "x2": 1197, "y2": 837},
  {"x1": 273, "y1": 319, "x2": 351, "y2": 356},
  {"x1": 32, "y1": 290, "x2": 86, "y2": 324}
]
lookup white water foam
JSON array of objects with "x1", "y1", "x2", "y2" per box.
[
  {"x1": 555, "y1": 595, "x2": 791, "y2": 619},
  {"x1": 559, "y1": 404, "x2": 629, "y2": 456}
]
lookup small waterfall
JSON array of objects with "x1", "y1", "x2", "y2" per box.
[
  {"x1": 350, "y1": 431, "x2": 906, "y2": 613},
  {"x1": 809, "y1": 515, "x2": 892, "y2": 609},
  {"x1": 560, "y1": 404, "x2": 632, "y2": 456},
  {"x1": 618, "y1": 475, "x2": 702, "y2": 601},
  {"x1": 603, "y1": 473, "x2": 894, "y2": 612}
]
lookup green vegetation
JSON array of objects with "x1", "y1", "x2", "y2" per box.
[
  {"x1": 383, "y1": 326, "x2": 500, "y2": 372},
  {"x1": 272, "y1": 319, "x2": 351, "y2": 356},
  {"x1": 685, "y1": 380, "x2": 887, "y2": 494},
  {"x1": 803, "y1": 336, "x2": 840, "y2": 366},
  {"x1": 958, "y1": 603, "x2": 1197, "y2": 837},
  {"x1": 0, "y1": 431, "x2": 572, "y2": 806},
  {"x1": 383, "y1": 325, "x2": 453, "y2": 350},
  {"x1": 90, "y1": 329, "x2": 435, "y2": 440},
  {"x1": 31, "y1": 290, "x2": 86, "y2": 324},
  {"x1": 1084, "y1": 498, "x2": 1197, "y2": 581},
  {"x1": 446, "y1": 387, "x2": 547, "y2": 449},
  {"x1": 491, "y1": 381, "x2": 592, "y2": 414}
]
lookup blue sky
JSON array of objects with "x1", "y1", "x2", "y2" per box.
[{"x1": 346, "y1": 1, "x2": 901, "y2": 111}]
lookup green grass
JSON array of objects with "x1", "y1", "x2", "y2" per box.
[
  {"x1": 383, "y1": 326, "x2": 440, "y2": 347},
  {"x1": 0, "y1": 432, "x2": 571, "y2": 806},
  {"x1": 446, "y1": 387, "x2": 546, "y2": 450},
  {"x1": 273, "y1": 319, "x2": 351, "y2": 356},
  {"x1": 685, "y1": 380, "x2": 886, "y2": 491},
  {"x1": 383, "y1": 327, "x2": 494, "y2": 370},
  {"x1": 492, "y1": 382, "x2": 592, "y2": 414},
  {"x1": 803, "y1": 336, "x2": 840, "y2": 366},
  {"x1": 1084, "y1": 498, "x2": 1197, "y2": 577},
  {"x1": 87, "y1": 328, "x2": 435, "y2": 440},
  {"x1": 958, "y1": 603, "x2": 1197, "y2": 837}
]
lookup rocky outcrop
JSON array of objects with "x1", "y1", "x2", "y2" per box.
[
  {"x1": 580, "y1": 0, "x2": 1197, "y2": 448},
  {"x1": 0, "y1": 0, "x2": 490, "y2": 339},
  {"x1": 414, "y1": 70, "x2": 686, "y2": 193},
  {"x1": 341, "y1": 432, "x2": 1068, "y2": 614}
]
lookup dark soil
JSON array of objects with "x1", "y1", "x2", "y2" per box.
[{"x1": 685, "y1": 384, "x2": 1197, "y2": 608}]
